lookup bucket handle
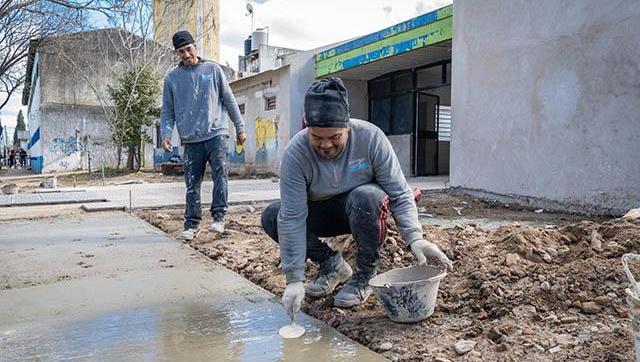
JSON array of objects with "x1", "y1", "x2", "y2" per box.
[{"x1": 622, "y1": 253, "x2": 640, "y2": 296}]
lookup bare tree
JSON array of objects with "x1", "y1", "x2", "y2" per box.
[
  {"x1": 40, "y1": 0, "x2": 177, "y2": 170},
  {"x1": 0, "y1": 0, "x2": 129, "y2": 111}
]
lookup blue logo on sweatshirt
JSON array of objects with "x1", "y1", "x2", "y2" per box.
[
  {"x1": 349, "y1": 158, "x2": 368, "y2": 172},
  {"x1": 201, "y1": 74, "x2": 213, "y2": 82}
]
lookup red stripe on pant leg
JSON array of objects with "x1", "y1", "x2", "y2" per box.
[
  {"x1": 412, "y1": 187, "x2": 422, "y2": 203},
  {"x1": 378, "y1": 195, "x2": 390, "y2": 244}
]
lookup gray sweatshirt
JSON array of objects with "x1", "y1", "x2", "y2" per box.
[
  {"x1": 278, "y1": 119, "x2": 423, "y2": 283},
  {"x1": 160, "y1": 59, "x2": 245, "y2": 143}
]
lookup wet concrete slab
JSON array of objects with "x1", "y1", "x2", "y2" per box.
[
  {"x1": 0, "y1": 191, "x2": 106, "y2": 207},
  {"x1": 80, "y1": 201, "x2": 126, "y2": 212},
  {"x1": 0, "y1": 213, "x2": 384, "y2": 361}
]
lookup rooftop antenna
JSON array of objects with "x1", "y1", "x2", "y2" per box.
[{"x1": 246, "y1": 3, "x2": 254, "y2": 33}]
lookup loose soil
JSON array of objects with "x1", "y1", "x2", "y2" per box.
[{"x1": 138, "y1": 192, "x2": 640, "y2": 361}]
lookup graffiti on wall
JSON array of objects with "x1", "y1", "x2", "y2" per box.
[
  {"x1": 229, "y1": 142, "x2": 245, "y2": 164},
  {"x1": 44, "y1": 136, "x2": 84, "y2": 172},
  {"x1": 49, "y1": 136, "x2": 82, "y2": 155},
  {"x1": 255, "y1": 116, "x2": 278, "y2": 164}
]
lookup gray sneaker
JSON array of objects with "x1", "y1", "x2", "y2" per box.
[
  {"x1": 333, "y1": 272, "x2": 375, "y2": 308},
  {"x1": 182, "y1": 228, "x2": 198, "y2": 241},
  {"x1": 306, "y1": 253, "x2": 353, "y2": 298},
  {"x1": 208, "y1": 219, "x2": 225, "y2": 234}
]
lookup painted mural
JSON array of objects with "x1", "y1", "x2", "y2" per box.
[
  {"x1": 229, "y1": 142, "x2": 245, "y2": 164},
  {"x1": 255, "y1": 116, "x2": 279, "y2": 165},
  {"x1": 315, "y1": 5, "x2": 452, "y2": 77}
]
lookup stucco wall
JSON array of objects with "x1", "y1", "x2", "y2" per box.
[
  {"x1": 38, "y1": 30, "x2": 174, "y2": 107},
  {"x1": 40, "y1": 104, "x2": 154, "y2": 172},
  {"x1": 343, "y1": 80, "x2": 368, "y2": 120},
  {"x1": 289, "y1": 49, "x2": 321, "y2": 138},
  {"x1": 229, "y1": 67, "x2": 290, "y2": 175},
  {"x1": 451, "y1": 0, "x2": 640, "y2": 214},
  {"x1": 29, "y1": 29, "x2": 173, "y2": 172},
  {"x1": 26, "y1": 70, "x2": 43, "y2": 172}
]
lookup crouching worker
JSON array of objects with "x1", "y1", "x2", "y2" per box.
[{"x1": 261, "y1": 77, "x2": 452, "y2": 318}]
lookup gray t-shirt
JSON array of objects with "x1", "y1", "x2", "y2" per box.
[
  {"x1": 278, "y1": 119, "x2": 423, "y2": 283},
  {"x1": 160, "y1": 59, "x2": 245, "y2": 143}
]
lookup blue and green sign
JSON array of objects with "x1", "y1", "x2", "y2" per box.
[{"x1": 315, "y1": 5, "x2": 452, "y2": 77}]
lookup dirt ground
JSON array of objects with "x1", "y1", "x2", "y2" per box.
[{"x1": 138, "y1": 192, "x2": 640, "y2": 362}]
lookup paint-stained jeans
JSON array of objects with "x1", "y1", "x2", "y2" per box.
[
  {"x1": 183, "y1": 135, "x2": 229, "y2": 230},
  {"x1": 261, "y1": 183, "x2": 391, "y2": 276}
]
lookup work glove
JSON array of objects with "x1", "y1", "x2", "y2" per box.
[
  {"x1": 410, "y1": 239, "x2": 453, "y2": 270},
  {"x1": 282, "y1": 281, "x2": 305, "y2": 319}
]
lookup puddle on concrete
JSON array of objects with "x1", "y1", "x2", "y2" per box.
[{"x1": 0, "y1": 300, "x2": 373, "y2": 361}]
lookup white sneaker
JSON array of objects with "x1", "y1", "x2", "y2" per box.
[
  {"x1": 182, "y1": 228, "x2": 198, "y2": 241},
  {"x1": 208, "y1": 220, "x2": 225, "y2": 234}
]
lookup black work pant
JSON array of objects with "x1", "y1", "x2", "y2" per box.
[{"x1": 261, "y1": 183, "x2": 391, "y2": 276}]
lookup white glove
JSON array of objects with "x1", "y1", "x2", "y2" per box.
[
  {"x1": 410, "y1": 239, "x2": 453, "y2": 270},
  {"x1": 282, "y1": 281, "x2": 305, "y2": 319}
]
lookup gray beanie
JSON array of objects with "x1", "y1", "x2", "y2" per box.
[{"x1": 304, "y1": 77, "x2": 350, "y2": 128}]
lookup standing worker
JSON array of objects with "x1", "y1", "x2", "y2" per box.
[
  {"x1": 161, "y1": 30, "x2": 247, "y2": 241},
  {"x1": 261, "y1": 77, "x2": 452, "y2": 316}
]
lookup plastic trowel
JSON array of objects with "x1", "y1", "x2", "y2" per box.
[{"x1": 279, "y1": 310, "x2": 305, "y2": 339}]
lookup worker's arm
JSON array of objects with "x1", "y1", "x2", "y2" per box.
[
  {"x1": 160, "y1": 76, "x2": 175, "y2": 151},
  {"x1": 277, "y1": 151, "x2": 308, "y2": 284},
  {"x1": 370, "y1": 129, "x2": 451, "y2": 268},
  {"x1": 370, "y1": 128, "x2": 423, "y2": 247},
  {"x1": 216, "y1": 64, "x2": 246, "y2": 136}
]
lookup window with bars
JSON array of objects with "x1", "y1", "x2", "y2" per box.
[{"x1": 265, "y1": 96, "x2": 276, "y2": 111}]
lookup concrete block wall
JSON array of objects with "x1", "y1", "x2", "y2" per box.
[
  {"x1": 451, "y1": 0, "x2": 640, "y2": 214},
  {"x1": 41, "y1": 104, "x2": 155, "y2": 172}
]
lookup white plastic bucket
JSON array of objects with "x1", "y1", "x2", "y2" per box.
[{"x1": 369, "y1": 265, "x2": 446, "y2": 323}]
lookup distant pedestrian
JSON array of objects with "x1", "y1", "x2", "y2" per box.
[
  {"x1": 8, "y1": 149, "x2": 16, "y2": 169},
  {"x1": 160, "y1": 30, "x2": 247, "y2": 241},
  {"x1": 19, "y1": 148, "x2": 27, "y2": 168}
]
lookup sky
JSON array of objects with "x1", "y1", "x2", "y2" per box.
[{"x1": 1, "y1": 0, "x2": 451, "y2": 137}]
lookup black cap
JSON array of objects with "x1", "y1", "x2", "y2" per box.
[
  {"x1": 304, "y1": 77, "x2": 350, "y2": 128},
  {"x1": 172, "y1": 30, "x2": 195, "y2": 50}
]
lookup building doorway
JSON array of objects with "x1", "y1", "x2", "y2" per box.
[
  {"x1": 415, "y1": 92, "x2": 439, "y2": 176},
  {"x1": 367, "y1": 60, "x2": 451, "y2": 177}
]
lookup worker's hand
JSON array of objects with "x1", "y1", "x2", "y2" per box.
[
  {"x1": 162, "y1": 138, "x2": 172, "y2": 152},
  {"x1": 236, "y1": 132, "x2": 247, "y2": 146},
  {"x1": 282, "y1": 281, "x2": 305, "y2": 319},
  {"x1": 410, "y1": 239, "x2": 453, "y2": 270}
]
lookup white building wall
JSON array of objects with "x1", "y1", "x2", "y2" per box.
[
  {"x1": 26, "y1": 68, "x2": 43, "y2": 172},
  {"x1": 229, "y1": 67, "x2": 290, "y2": 175},
  {"x1": 451, "y1": 0, "x2": 640, "y2": 214}
]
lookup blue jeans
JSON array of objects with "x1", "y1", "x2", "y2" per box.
[
  {"x1": 261, "y1": 183, "x2": 391, "y2": 276},
  {"x1": 183, "y1": 135, "x2": 229, "y2": 230}
]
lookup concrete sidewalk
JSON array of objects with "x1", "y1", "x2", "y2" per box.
[
  {"x1": 0, "y1": 213, "x2": 384, "y2": 361},
  {"x1": 0, "y1": 176, "x2": 447, "y2": 213},
  {"x1": 86, "y1": 176, "x2": 448, "y2": 210}
]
